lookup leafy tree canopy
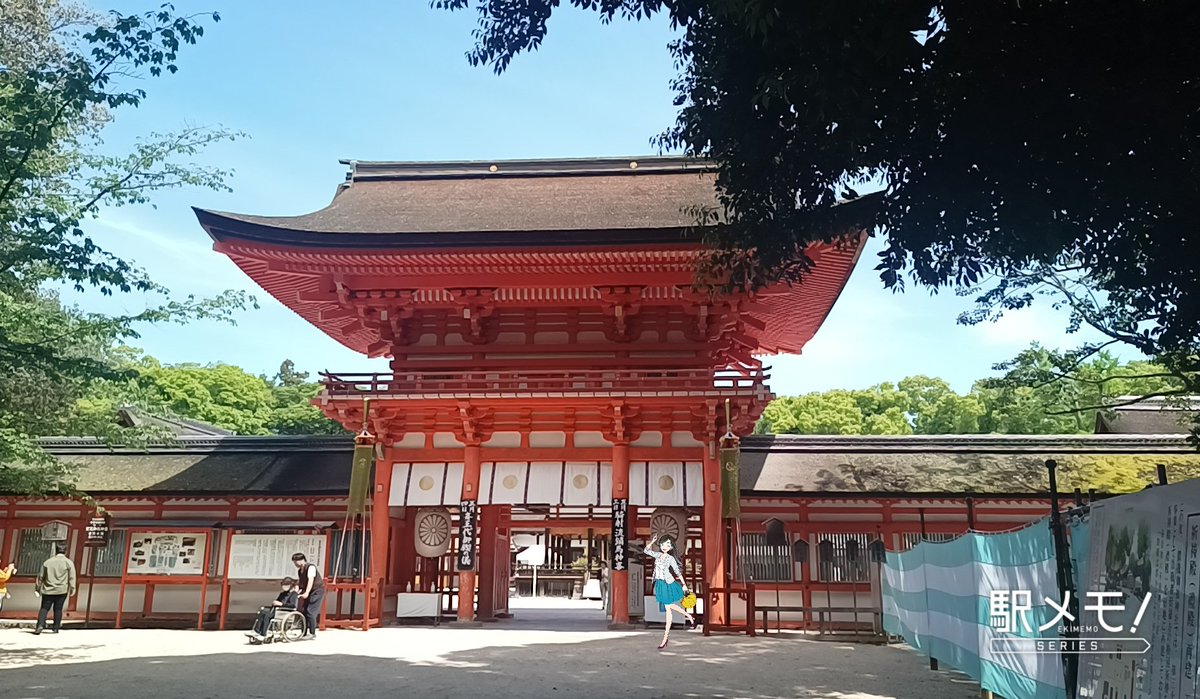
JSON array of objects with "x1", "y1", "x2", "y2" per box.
[
  {"x1": 437, "y1": 0, "x2": 1200, "y2": 424},
  {"x1": 0, "y1": 1, "x2": 252, "y2": 497},
  {"x1": 81, "y1": 355, "x2": 345, "y2": 437},
  {"x1": 757, "y1": 344, "x2": 1183, "y2": 436}
]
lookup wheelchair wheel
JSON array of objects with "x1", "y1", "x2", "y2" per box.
[{"x1": 280, "y1": 611, "x2": 307, "y2": 642}]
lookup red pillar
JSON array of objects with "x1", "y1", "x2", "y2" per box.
[
  {"x1": 702, "y1": 440, "x2": 727, "y2": 624},
  {"x1": 370, "y1": 450, "x2": 394, "y2": 622},
  {"x1": 457, "y1": 443, "x2": 482, "y2": 623},
  {"x1": 610, "y1": 441, "x2": 631, "y2": 627},
  {"x1": 476, "y1": 504, "x2": 500, "y2": 621}
]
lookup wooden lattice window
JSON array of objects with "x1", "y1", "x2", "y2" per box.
[
  {"x1": 736, "y1": 533, "x2": 793, "y2": 583},
  {"x1": 814, "y1": 533, "x2": 871, "y2": 583},
  {"x1": 92, "y1": 530, "x2": 129, "y2": 577},
  {"x1": 15, "y1": 528, "x2": 54, "y2": 576}
]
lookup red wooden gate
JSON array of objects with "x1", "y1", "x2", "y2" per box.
[{"x1": 493, "y1": 526, "x2": 510, "y2": 616}]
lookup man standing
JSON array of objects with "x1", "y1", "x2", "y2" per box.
[
  {"x1": 34, "y1": 545, "x2": 76, "y2": 635},
  {"x1": 292, "y1": 552, "x2": 324, "y2": 640},
  {"x1": 599, "y1": 559, "x2": 610, "y2": 609}
]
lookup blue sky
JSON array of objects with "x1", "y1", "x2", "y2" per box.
[{"x1": 76, "y1": 1, "x2": 1115, "y2": 395}]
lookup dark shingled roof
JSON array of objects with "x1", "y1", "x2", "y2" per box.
[
  {"x1": 115, "y1": 407, "x2": 234, "y2": 437},
  {"x1": 740, "y1": 434, "x2": 1200, "y2": 496},
  {"x1": 195, "y1": 157, "x2": 721, "y2": 247},
  {"x1": 1093, "y1": 397, "x2": 1198, "y2": 435},
  {"x1": 40, "y1": 437, "x2": 354, "y2": 495},
  {"x1": 24, "y1": 433, "x2": 1199, "y2": 498}
]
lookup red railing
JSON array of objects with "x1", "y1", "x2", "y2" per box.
[{"x1": 319, "y1": 367, "x2": 769, "y2": 397}]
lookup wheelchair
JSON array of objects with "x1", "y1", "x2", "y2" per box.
[{"x1": 250, "y1": 607, "x2": 307, "y2": 644}]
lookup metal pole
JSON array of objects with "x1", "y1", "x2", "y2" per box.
[
  {"x1": 775, "y1": 583, "x2": 781, "y2": 635},
  {"x1": 359, "y1": 514, "x2": 368, "y2": 585},
  {"x1": 1156, "y1": 464, "x2": 1168, "y2": 485},
  {"x1": 966, "y1": 497, "x2": 976, "y2": 530},
  {"x1": 84, "y1": 549, "x2": 97, "y2": 629},
  {"x1": 1047, "y1": 459, "x2": 1079, "y2": 698},
  {"x1": 850, "y1": 571, "x2": 858, "y2": 637},
  {"x1": 917, "y1": 509, "x2": 937, "y2": 670},
  {"x1": 724, "y1": 519, "x2": 732, "y2": 625}
]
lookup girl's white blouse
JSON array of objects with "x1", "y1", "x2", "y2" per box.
[{"x1": 647, "y1": 548, "x2": 681, "y2": 584}]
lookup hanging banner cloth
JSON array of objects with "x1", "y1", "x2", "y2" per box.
[
  {"x1": 719, "y1": 399, "x2": 741, "y2": 519},
  {"x1": 346, "y1": 399, "x2": 374, "y2": 515}
]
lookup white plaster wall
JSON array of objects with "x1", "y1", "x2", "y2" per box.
[
  {"x1": 670, "y1": 431, "x2": 703, "y2": 448},
  {"x1": 528, "y1": 432, "x2": 566, "y2": 448},
  {"x1": 573, "y1": 431, "x2": 612, "y2": 448},
  {"x1": 483, "y1": 432, "x2": 521, "y2": 448},
  {"x1": 393, "y1": 433, "x2": 426, "y2": 449},
  {"x1": 631, "y1": 431, "x2": 663, "y2": 448},
  {"x1": 433, "y1": 432, "x2": 465, "y2": 448}
]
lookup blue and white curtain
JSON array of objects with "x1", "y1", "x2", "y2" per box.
[{"x1": 883, "y1": 520, "x2": 1067, "y2": 699}]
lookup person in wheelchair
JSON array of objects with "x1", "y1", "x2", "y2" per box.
[{"x1": 247, "y1": 577, "x2": 299, "y2": 644}]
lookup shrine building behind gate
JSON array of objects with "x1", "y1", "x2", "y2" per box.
[{"x1": 2, "y1": 430, "x2": 1195, "y2": 629}]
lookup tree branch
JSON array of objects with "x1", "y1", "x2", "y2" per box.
[{"x1": 1043, "y1": 390, "x2": 1189, "y2": 416}]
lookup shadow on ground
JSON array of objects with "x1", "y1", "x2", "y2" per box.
[{"x1": 3, "y1": 632, "x2": 978, "y2": 699}]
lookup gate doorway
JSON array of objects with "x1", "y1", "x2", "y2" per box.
[
  {"x1": 502, "y1": 506, "x2": 705, "y2": 630},
  {"x1": 394, "y1": 502, "x2": 706, "y2": 630}
]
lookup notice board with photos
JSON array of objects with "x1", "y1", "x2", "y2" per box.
[
  {"x1": 126, "y1": 532, "x2": 209, "y2": 576},
  {"x1": 227, "y1": 534, "x2": 327, "y2": 580},
  {"x1": 1075, "y1": 478, "x2": 1200, "y2": 699}
]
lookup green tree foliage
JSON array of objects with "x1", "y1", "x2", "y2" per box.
[
  {"x1": 264, "y1": 360, "x2": 346, "y2": 436},
  {"x1": 802, "y1": 452, "x2": 1200, "y2": 496},
  {"x1": 438, "y1": 0, "x2": 1200, "y2": 429},
  {"x1": 136, "y1": 358, "x2": 276, "y2": 435},
  {"x1": 81, "y1": 356, "x2": 345, "y2": 436},
  {"x1": 759, "y1": 345, "x2": 1183, "y2": 436},
  {"x1": 0, "y1": 2, "x2": 250, "y2": 496}
]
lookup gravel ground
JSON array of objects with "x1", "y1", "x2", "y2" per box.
[{"x1": 0, "y1": 600, "x2": 978, "y2": 699}]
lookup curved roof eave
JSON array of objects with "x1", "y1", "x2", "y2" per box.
[{"x1": 194, "y1": 207, "x2": 704, "y2": 250}]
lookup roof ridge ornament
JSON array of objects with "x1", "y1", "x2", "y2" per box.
[{"x1": 343, "y1": 155, "x2": 711, "y2": 182}]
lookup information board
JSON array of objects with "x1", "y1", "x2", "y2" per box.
[
  {"x1": 84, "y1": 515, "x2": 110, "y2": 548},
  {"x1": 127, "y1": 532, "x2": 208, "y2": 576},
  {"x1": 611, "y1": 498, "x2": 629, "y2": 572},
  {"x1": 1076, "y1": 478, "x2": 1200, "y2": 699},
  {"x1": 228, "y1": 534, "x2": 326, "y2": 580}
]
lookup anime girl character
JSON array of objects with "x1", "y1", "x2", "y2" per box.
[{"x1": 644, "y1": 534, "x2": 695, "y2": 649}]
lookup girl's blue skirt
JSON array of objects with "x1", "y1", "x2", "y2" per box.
[{"x1": 653, "y1": 579, "x2": 684, "y2": 612}]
